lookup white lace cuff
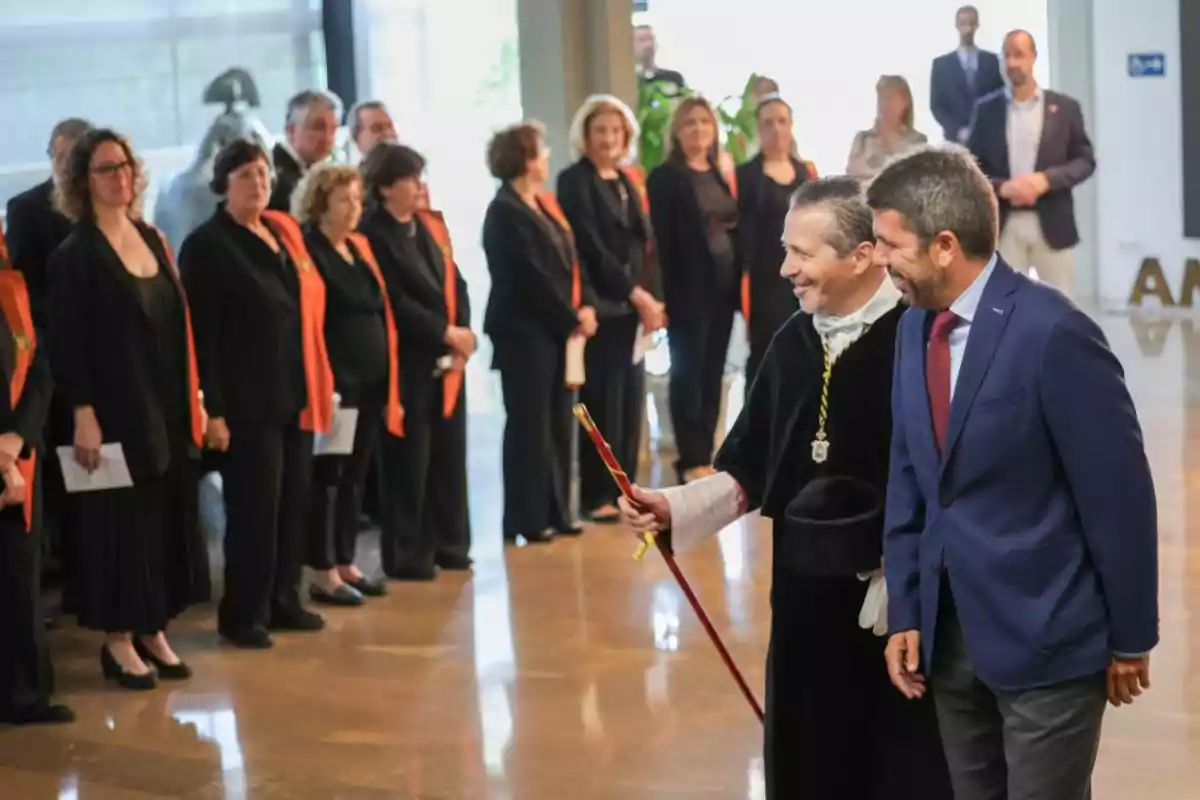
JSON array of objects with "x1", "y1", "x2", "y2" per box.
[{"x1": 661, "y1": 472, "x2": 746, "y2": 554}]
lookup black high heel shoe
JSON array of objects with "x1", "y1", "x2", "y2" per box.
[
  {"x1": 100, "y1": 645, "x2": 157, "y2": 691},
  {"x1": 134, "y1": 638, "x2": 192, "y2": 681}
]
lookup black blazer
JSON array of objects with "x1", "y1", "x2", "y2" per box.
[
  {"x1": 481, "y1": 183, "x2": 596, "y2": 343},
  {"x1": 268, "y1": 144, "x2": 304, "y2": 213},
  {"x1": 179, "y1": 208, "x2": 307, "y2": 425},
  {"x1": 556, "y1": 158, "x2": 660, "y2": 319},
  {"x1": 930, "y1": 49, "x2": 1004, "y2": 141},
  {"x1": 645, "y1": 159, "x2": 739, "y2": 315},
  {"x1": 303, "y1": 226, "x2": 389, "y2": 404},
  {"x1": 0, "y1": 313, "x2": 52, "y2": 454},
  {"x1": 968, "y1": 89, "x2": 1097, "y2": 250},
  {"x1": 48, "y1": 221, "x2": 193, "y2": 477},
  {"x1": 358, "y1": 206, "x2": 471, "y2": 379},
  {"x1": 4, "y1": 179, "x2": 74, "y2": 328}
]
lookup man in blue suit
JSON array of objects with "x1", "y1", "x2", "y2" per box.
[
  {"x1": 865, "y1": 146, "x2": 1158, "y2": 800},
  {"x1": 930, "y1": 6, "x2": 1004, "y2": 143}
]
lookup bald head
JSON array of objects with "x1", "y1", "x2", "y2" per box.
[{"x1": 1002, "y1": 29, "x2": 1038, "y2": 90}]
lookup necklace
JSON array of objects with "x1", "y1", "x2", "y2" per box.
[{"x1": 811, "y1": 340, "x2": 839, "y2": 463}]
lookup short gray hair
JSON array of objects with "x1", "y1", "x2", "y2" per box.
[
  {"x1": 348, "y1": 100, "x2": 388, "y2": 140},
  {"x1": 47, "y1": 117, "x2": 91, "y2": 154},
  {"x1": 285, "y1": 89, "x2": 343, "y2": 128},
  {"x1": 863, "y1": 145, "x2": 997, "y2": 260},
  {"x1": 789, "y1": 176, "x2": 874, "y2": 258}
]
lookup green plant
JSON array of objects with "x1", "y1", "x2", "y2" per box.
[
  {"x1": 636, "y1": 79, "x2": 689, "y2": 171},
  {"x1": 716, "y1": 74, "x2": 762, "y2": 166}
]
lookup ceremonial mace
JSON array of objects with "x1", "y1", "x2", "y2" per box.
[{"x1": 572, "y1": 403, "x2": 765, "y2": 723}]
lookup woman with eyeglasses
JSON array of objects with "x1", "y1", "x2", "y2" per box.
[{"x1": 47, "y1": 128, "x2": 209, "y2": 689}]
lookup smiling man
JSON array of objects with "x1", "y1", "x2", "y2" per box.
[{"x1": 618, "y1": 177, "x2": 951, "y2": 799}]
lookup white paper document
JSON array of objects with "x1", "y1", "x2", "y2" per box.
[
  {"x1": 565, "y1": 333, "x2": 587, "y2": 387},
  {"x1": 56, "y1": 444, "x2": 134, "y2": 494},
  {"x1": 632, "y1": 324, "x2": 654, "y2": 365},
  {"x1": 313, "y1": 406, "x2": 359, "y2": 456}
]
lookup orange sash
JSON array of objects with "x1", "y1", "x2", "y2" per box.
[
  {"x1": 0, "y1": 226, "x2": 36, "y2": 530},
  {"x1": 261, "y1": 211, "x2": 336, "y2": 434},
  {"x1": 415, "y1": 210, "x2": 466, "y2": 419},
  {"x1": 346, "y1": 232, "x2": 405, "y2": 437},
  {"x1": 619, "y1": 165, "x2": 651, "y2": 215},
  {"x1": 149, "y1": 226, "x2": 208, "y2": 451}
]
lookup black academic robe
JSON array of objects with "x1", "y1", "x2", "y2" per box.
[
  {"x1": 713, "y1": 305, "x2": 952, "y2": 800},
  {"x1": 4, "y1": 180, "x2": 72, "y2": 329}
]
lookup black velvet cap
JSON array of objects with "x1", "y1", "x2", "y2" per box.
[{"x1": 775, "y1": 476, "x2": 884, "y2": 576}]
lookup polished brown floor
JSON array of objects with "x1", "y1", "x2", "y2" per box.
[{"x1": 1, "y1": 312, "x2": 1199, "y2": 799}]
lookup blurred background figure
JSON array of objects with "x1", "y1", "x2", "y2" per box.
[
  {"x1": 647, "y1": 97, "x2": 739, "y2": 485},
  {"x1": 269, "y1": 89, "x2": 343, "y2": 211},
  {"x1": 558, "y1": 95, "x2": 665, "y2": 523},
  {"x1": 634, "y1": 24, "x2": 686, "y2": 95},
  {"x1": 348, "y1": 100, "x2": 398, "y2": 159},
  {"x1": 49, "y1": 128, "x2": 209, "y2": 690},
  {"x1": 482, "y1": 122, "x2": 598, "y2": 544},
  {"x1": 846, "y1": 75, "x2": 928, "y2": 181},
  {"x1": 930, "y1": 5, "x2": 1004, "y2": 143}
]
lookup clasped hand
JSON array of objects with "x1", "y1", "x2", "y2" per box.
[
  {"x1": 0, "y1": 463, "x2": 25, "y2": 511},
  {"x1": 575, "y1": 306, "x2": 598, "y2": 338},
  {"x1": 1000, "y1": 172, "x2": 1049, "y2": 207},
  {"x1": 630, "y1": 287, "x2": 667, "y2": 332}
]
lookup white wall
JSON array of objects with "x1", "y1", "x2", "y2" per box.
[
  {"x1": 639, "y1": 0, "x2": 1047, "y2": 178},
  {"x1": 1090, "y1": 0, "x2": 1194, "y2": 309}
]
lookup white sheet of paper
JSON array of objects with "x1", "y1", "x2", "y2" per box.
[
  {"x1": 56, "y1": 444, "x2": 134, "y2": 493},
  {"x1": 565, "y1": 333, "x2": 587, "y2": 387},
  {"x1": 632, "y1": 323, "x2": 653, "y2": 365},
  {"x1": 314, "y1": 406, "x2": 359, "y2": 456}
]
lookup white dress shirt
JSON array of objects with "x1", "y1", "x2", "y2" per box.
[{"x1": 946, "y1": 253, "x2": 998, "y2": 400}]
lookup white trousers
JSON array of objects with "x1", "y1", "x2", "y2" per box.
[{"x1": 998, "y1": 212, "x2": 1076, "y2": 298}]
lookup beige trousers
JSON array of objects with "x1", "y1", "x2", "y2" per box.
[{"x1": 998, "y1": 212, "x2": 1076, "y2": 298}]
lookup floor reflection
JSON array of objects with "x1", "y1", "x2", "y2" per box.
[{"x1": 0, "y1": 310, "x2": 1195, "y2": 798}]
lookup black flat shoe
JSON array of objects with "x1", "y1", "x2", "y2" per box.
[
  {"x1": 100, "y1": 646, "x2": 157, "y2": 691},
  {"x1": 134, "y1": 639, "x2": 192, "y2": 681},
  {"x1": 308, "y1": 583, "x2": 365, "y2": 607},
  {"x1": 0, "y1": 702, "x2": 75, "y2": 726},
  {"x1": 346, "y1": 576, "x2": 388, "y2": 597},
  {"x1": 268, "y1": 607, "x2": 326, "y2": 632},
  {"x1": 434, "y1": 553, "x2": 473, "y2": 571},
  {"x1": 219, "y1": 625, "x2": 274, "y2": 650}
]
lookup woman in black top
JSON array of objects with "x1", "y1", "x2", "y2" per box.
[
  {"x1": 360, "y1": 143, "x2": 475, "y2": 578},
  {"x1": 293, "y1": 163, "x2": 397, "y2": 603},
  {"x1": 736, "y1": 94, "x2": 817, "y2": 386},
  {"x1": 482, "y1": 122, "x2": 598, "y2": 543},
  {"x1": 48, "y1": 129, "x2": 208, "y2": 689},
  {"x1": 557, "y1": 95, "x2": 665, "y2": 522},
  {"x1": 180, "y1": 139, "x2": 335, "y2": 649},
  {"x1": 646, "y1": 97, "x2": 739, "y2": 484}
]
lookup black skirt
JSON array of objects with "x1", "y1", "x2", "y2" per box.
[
  {"x1": 73, "y1": 435, "x2": 209, "y2": 633},
  {"x1": 764, "y1": 571, "x2": 953, "y2": 800}
]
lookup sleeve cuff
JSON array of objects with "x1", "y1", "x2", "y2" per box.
[{"x1": 661, "y1": 472, "x2": 746, "y2": 554}]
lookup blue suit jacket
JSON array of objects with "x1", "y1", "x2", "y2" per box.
[
  {"x1": 884, "y1": 260, "x2": 1159, "y2": 691},
  {"x1": 967, "y1": 89, "x2": 1096, "y2": 251},
  {"x1": 930, "y1": 49, "x2": 1004, "y2": 142}
]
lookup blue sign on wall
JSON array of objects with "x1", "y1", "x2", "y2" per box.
[
  {"x1": 633, "y1": 0, "x2": 648, "y2": 10},
  {"x1": 1128, "y1": 53, "x2": 1166, "y2": 77}
]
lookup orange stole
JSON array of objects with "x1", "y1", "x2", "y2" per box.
[
  {"x1": 260, "y1": 211, "x2": 336, "y2": 434},
  {"x1": 149, "y1": 226, "x2": 209, "y2": 451},
  {"x1": 346, "y1": 232, "x2": 405, "y2": 437},
  {"x1": 414, "y1": 210, "x2": 467, "y2": 419},
  {"x1": 0, "y1": 224, "x2": 9, "y2": 270},
  {"x1": 619, "y1": 165, "x2": 651, "y2": 215},
  {"x1": 0, "y1": 266, "x2": 37, "y2": 530}
]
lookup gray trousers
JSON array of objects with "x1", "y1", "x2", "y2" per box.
[{"x1": 931, "y1": 581, "x2": 1107, "y2": 800}]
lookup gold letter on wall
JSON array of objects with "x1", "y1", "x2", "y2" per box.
[{"x1": 1128, "y1": 258, "x2": 1176, "y2": 307}]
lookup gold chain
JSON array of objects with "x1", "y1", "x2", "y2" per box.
[{"x1": 811, "y1": 341, "x2": 838, "y2": 462}]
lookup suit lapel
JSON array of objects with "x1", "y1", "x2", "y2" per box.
[
  {"x1": 773, "y1": 319, "x2": 823, "y2": 467},
  {"x1": 940, "y1": 262, "x2": 1020, "y2": 467},
  {"x1": 1034, "y1": 90, "x2": 1058, "y2": 172},
  {"x1": 908, "y1": 309, "x2": 941, "y2": 472}
]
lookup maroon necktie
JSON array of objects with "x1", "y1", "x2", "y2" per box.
[{"x1": 926, "y1": 310, "x2": 958, "y2": 453}]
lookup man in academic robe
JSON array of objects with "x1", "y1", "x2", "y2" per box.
[
  {"x1": 0, "y1": 223, "x2": 72, "y2": 726},
  {"x1": 619, "y1": 177, "x2": 952, "y2": 799},
  {"x1": 268, "y1": 89, "x2": 342, "y2": 212}
]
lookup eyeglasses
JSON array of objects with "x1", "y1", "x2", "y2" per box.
[{"x1": 90, "y1": 160, "x2": 132, "y2": 177}]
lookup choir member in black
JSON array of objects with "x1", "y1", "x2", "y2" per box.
[
  {"x1": 268, "y1": 90, "x2": 342, "y2": 212},
  {"x1": 0, "y1": 223, "x2": 72, "y2": 724},
  {"x1": 360, "y1": 143, "x2": 475, "y2": 577},
  {"x1": 5, "y1": 116, "x2": 92, "y2": 619},
  {"x1": 180, "y1": 139, "x2": 336, "y2": 648},
  {"x1": 293, "y1": 163, "x2": 400, "y2": 601},
  {"x1": 48, "y1": 129, "x2": 209, "y2": 688},
  {"x1": 620, "y1": 178, "x2": 952, "y2": 799},
  {"x1": 481, "y1": 122, "x2": 599, "y2": 543},
  {"x1": 646, "y1": 97, "x2": 739, "y2": 485},
  {"x1": 557, "y1": 96, "x2": 665, "y2": 523},
  {"x1": 735, "y1": 94, "x2": 818, "y2": 385}
]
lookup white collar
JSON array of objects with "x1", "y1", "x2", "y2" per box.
[{"x1": 812, "y1": 274, "x2": 902, "y2": 358}]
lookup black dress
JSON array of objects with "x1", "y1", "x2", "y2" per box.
[
  {"x1": 712, "y1": 304, "x2": 952, "y2": 800},
  {"x1": 303, "y1": 228, "x2": 388, "y2": 571},
  {"x1": 736, "y1": 154, "x2": 810, "y2": 385},
  {"x1": 556, "y1": 158, "x2": 660, "y2": 514},
  {"x1": 646, "y1": 160, "x2": 739, "y2": 478},
  {"x1": 48, "y1": 222, "x2": 208, "y2": 635}
]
